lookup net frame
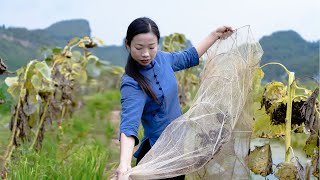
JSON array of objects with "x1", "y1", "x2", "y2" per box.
[{"x1": 125, "y1": 25, "x2": 264, "y2": 180}]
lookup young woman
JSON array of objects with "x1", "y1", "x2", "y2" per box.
[{"x1": 115, "y1": 17, "x2": 233, "y2": 180}]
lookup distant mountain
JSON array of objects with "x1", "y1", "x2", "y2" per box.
[
  {"x1": 0, "y1": 19, "x2": 319, "y2": 82},
  {"x1": 259, "y1": 30, "x2": 319, "y2": 81},
  {"x1": 45, "y1": 19, "x2": 91, "y2": 41},
  {"x1": 91, "y1": 45, "x2": 128, "y2": 66},
  {"x1": 0, "y1": 19, "x2": 92, "y2": 70},
  {"x1": 0, "y1": 19, "x2": 132, "y2": 70}
]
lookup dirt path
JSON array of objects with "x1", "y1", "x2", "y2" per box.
[
  {"x1": 109, "y1": 110, "x2": 121, "y2": 150},
  {"x1": 108, "y1": 110, "x2": 139, "y2": 165}
]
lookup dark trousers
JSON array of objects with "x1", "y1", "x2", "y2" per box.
[{"x1": 136, "y1": 141, "x2": 185, "y2": 180}]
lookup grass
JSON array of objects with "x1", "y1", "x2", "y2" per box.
[
  {"x1": 7, "y1": 142, "x2": 109, "y2": 180},
  {"x1": 0, "y1": 89, "x2": 121, "y2": 179},
  {"x1": 0, "y1": 79, "x2": 317, "y2": 179},
  {"x1": 0, "y1": 82, "x2": 13, "y2": 115}
]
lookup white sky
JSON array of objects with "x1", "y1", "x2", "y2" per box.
[{"x1": 1, "y1": 0, "x2": 319, "y2": 46}]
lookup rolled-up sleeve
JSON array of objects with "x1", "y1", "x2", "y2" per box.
[
  {"x1": 169, "y1": 47, "x2": 199, "y2": 71},
  {"x1": 119, "y1": 76, "x2": 147, "y2": 146}
]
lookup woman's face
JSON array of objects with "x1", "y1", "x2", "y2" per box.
[{"x1": 128, "y1": 32, "x2": 158, "y2": 66}]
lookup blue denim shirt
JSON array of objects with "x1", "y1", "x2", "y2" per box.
[{"x1": 119, "y1": 47, "x2": 199, "y2": 158}]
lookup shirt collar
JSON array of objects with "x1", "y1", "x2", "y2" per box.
[{"x1": 137, "y1": 60, "x2": 155, "y2": 70}]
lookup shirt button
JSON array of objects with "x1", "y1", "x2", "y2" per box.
[
  {"x1": 159, "y1": 87, "x2": 162, "y2": 90},
  {"x1": 154, "y1": 74, "x2": 157, "y2": 78},
  {"x1": 156, "y1": 82, "x2": 159, "y2": 84},
  {"x1": 161, "y1": 95, "x2": 164, "y2": 98}
]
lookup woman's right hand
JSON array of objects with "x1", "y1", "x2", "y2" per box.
[
  {"x1": 113, "y1": 134, "x2": 135, "y2": 180},
  {"x1": 112, "y1": 164, "x2": 132, "y2": 180}
]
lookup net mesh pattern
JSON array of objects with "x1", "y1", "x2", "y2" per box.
[{"x1": 126, "y1": 26, "x2": 263, "y2": 179}]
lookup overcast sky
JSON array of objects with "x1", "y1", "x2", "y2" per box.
[{"x1": 1, "y1": 0, "x2": 319, "y2": 46}]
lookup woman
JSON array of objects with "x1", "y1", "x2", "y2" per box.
[{"x1": 115, "y1": 17, "x2": 233, "y2": 180}]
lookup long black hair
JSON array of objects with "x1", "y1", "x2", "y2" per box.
[{"x1": 125, "y1": 17, "x2": 160, "y2": 102}]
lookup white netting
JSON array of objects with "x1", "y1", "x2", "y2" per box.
[{"x1": 125, "y1": 26, "x2": 263, "y2": 179}]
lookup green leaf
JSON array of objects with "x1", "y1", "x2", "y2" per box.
[
  {"x1": 93, "y1": 37, "x2": 104, "y2": 45},
  {"x1": 78, "y1": 42, "x2": 85, "y2": 48},
  {"x1": 265, "y1": 81, "x2": 287, "y2": 101},
  {"x1": 252, "y1": 102, "x2": 285, "y2": 138},
  {"x1": 162, "y1": 33, "x2": 187, "y2": 52},
  {"x1": 31, "y1": 75, "x2": 42, "y2": 90},
  {"x1": 28, "y1": 112, "x2": 39, "y2": 128},
  {"x1": 247, "y1": 144, "x2": 273, "y2": 177},
  {"x1": 20, "y1": 88, "x2": 27, "y2": 98},
  {"x1": 72, "y1": 51, "x2": 82, "y2": 62},
  {"x1": 31, "y1": 73, "x2": 54, "y2": 94},
  {"x1": 22, "y1": 91, "x2": 39, "y2": 115},
  {"x1": 274, "y1": 162, "x2": 298, "y2": 179},
  {"x1": 111, "y1": 66, "x2": 124, "y2": 75},
  {"x1": 24, "y1": 60, "x2": 38, "y2": 82},
  {"x1": 68, "y1": 37, "x2": 80, "y2": 46},
  {"x1": 5, "y1": 77, "x2": 18, "y2": 87},
  {"x1": 52, "y1": 47, "x2": 61, "y2": 54},
  {"x1": 72, "y1": 63, "x2": 87, "y2": 83},
  {"x1": 35, "y1": 61, "x2": 51, "y2": 81},
  {"x1": 177, "y1": 34, "x2": 186, "y2": 44},
  {"x1": 311, "y1": 151, "x2": 319, "y2": 177},
  {"x1": 65, "y1": 50, "x2": 72, "y2": 58},
  {"x1": 88, "y1": 55, "x2": 99, "y2": 61},
  {"x1": 303, "y1": 133, "x2": 318, "y2": 157},
  {"x1": 23, "y1": 100, "x2": 38, "y2": 116},
  {"x1": 252, "y1": 68, "x2": 264, "y2": 89},
  {"x1": 16, "y1": 66, "x2": 25, "y2": 78},
  {"x1": 82, "y1": 36, "x2": 91, "y2": 42},
  {"x1": 44, "y1": 57, "x2": 53, "y2": 65},
  {"x1": 86, "y1": 59, "x2": 101, "y2": 77},
  {"x1": 6, "y1": 82, "x2": 21, "y2": 100},
  {"x1": 97, "y1": 60, "x2": 110, "y2": 66}
]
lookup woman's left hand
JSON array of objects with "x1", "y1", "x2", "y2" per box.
[
  {"x1": 213, "y1": 26, "x2": 234, "y2": 40},
  {"x1": 195, "y1": 25, "x2": 234, "y2": 57}
]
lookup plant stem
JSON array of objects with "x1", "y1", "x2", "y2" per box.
[
  {"x1": 260, "y1": 62, "x2": 290, "y2": 74},
  {"x1": 285, "y1": 72, "x2": 295, "y2": 162},
  {"x1": 59, "y1": 105, "x2": 66, "y2": 130},
  {"x1": 2, "y1": 101, "x2": 20, "y2": 161},
  {"x1": 1, "y1": 61, "x2": 34, "y2": 168},
  {"x1": 260, "y1": 62, "x2": 296, "y2": 162},
  {"x1": 29, "y1": 100, "x2": 50, "y2": 150}
]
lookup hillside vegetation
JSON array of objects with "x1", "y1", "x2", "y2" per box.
[{"x1": 0, "y1": 19, "x2": 319, "y2": 81}]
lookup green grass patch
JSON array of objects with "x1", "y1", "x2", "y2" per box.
[
  {"x1": 1, "y1": 89, "x2": 121, "y2": 179},
  {"x1": 7, "y1": 142, "x2": 110, "y2": 180}
]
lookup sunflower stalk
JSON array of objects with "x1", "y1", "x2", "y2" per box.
[
  {"x1": 29, "y1": 100, "x2": 50, "y2": 150},
  {"x1": 285, "y1": 72, "x2": 295, "y2": 162},
  {"x1": 261, "y1": 62, "x2": 295, "y2": 162}
]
